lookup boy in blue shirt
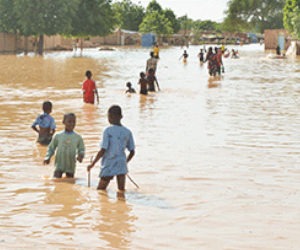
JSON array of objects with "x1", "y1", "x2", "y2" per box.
[
  {"x1": 87, "y1": 105, "x2": 135, "y2": 194},
  {"x1": 32, "y1": 101, "x2": 56, "y2": 145}
]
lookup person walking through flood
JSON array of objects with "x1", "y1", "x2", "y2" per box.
[
  {"x1": 87, "y1": 105, "x2": 135, "y2": 197},
  {"x1": 147, "y1": 68, "x2": 160, "y2": 92},
  {"x1": 138, "y1": 72, "x2": 148, "y2": 95},
  {"x1": 179, "y1": 50, "x2": 189, "y2": 63},
  {"x1": 43, "y1": 113, "x2": 85, "y2": 178},
  {"x1": 32, "y1": 101, "x2": 56, "y2": 145},
  {"x1": 146, "y1": 51, "x2": 158, "y2": 75},
  {"x1": 82, "y1": 70, "x2": 99, "y2": 105}
]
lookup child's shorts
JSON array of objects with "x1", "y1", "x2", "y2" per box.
[{"x1": 54, "y1": 170, "x2": 74, "y2": 178}]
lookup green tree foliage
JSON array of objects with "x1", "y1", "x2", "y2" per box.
[
  {"x1": 70, "y1": 0, "x2": 116, "y2": 37},
  {"x1": 13, "y1": 0, "x2": 79, "y2": 54},
  {"x1": 139, "y1": 10, "x2": 173, "y2": 35},
  {"x1": 0, "y1": 0, "x2": 19, "y2": 33},
  {"x1": 193, "y1": 20, "x2": 220, "y2": 32},
  {"x1": 139, "y1": 0, "x2": 173, "y2": 35},
  {"x1": 178, "y1": 15, "x2": 194, "y2": 31},
  {"x1": 164, "y1": 9, "x2": 180, "y2": 33},
  {"x1": 283, "y1": 0, "x2": 300, "y2": 38},
  {"x1": 146, "y1": 0, "x2": 163, "y2": 13},
  {"x1": 112, "y1": 0, "x2": 145, "y2": 31},
  {"x1": 223, "y1": 0, "x2": 285, "y2": 33},
  {"x1": 14, "y1": 0, "x2": 78, "y2": 36}
]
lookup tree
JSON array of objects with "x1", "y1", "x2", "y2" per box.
[
  {"x1": 177, "y1": 15, "x2": 193, "y2": 46},
  {"x1": 70, "y1": 0, "x2": 117, "y2": 53},
  {"x1": 283, "y1": 0, "x2": 300, "y2": 38},
  {"x1": 0, "y1": 0, "x2": 19, "y2": 33},
  {"x1": 223, "y1": 0, "x2": 285, "y2": 33},
  {"x1": 146, "y1": 0, "x2": 163, "y2": 13},
  {"x1": 112, "y1": 0, "x2": 145, "y2": 31},
  {"x1": 164, "y1": 9, "x2": 180, "y2": 33},
  {"x1": 139, "y1": 0, "x2": 173, "y2": 36},
  {"x1": 71, "y1": 0, "x2": 116, "y2": 37},
  {"x1": 139, "y1": 10, "x2": 173, "y2": 35},
  {"x1": 193, "y1": 20, "x2": 220, "y2": 32},
  {"x1": 14, "y1": 0, "x2": 79, "y2": 55}
]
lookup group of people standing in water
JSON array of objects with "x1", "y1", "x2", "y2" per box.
[
  {"x1": 126, "y1": 44, "x2": 161, "y2": 95},
  {"x1": 31, "y1": 43, "x2": 242, "y2": 195},
  {"x1": 179, "y1": 45, "x2": 240, "y2": 77}
]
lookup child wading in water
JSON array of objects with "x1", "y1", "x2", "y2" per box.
[
  {"x1": 125, "y1": 81, "x2": 136, "y2": 94},
  {"x1": 87, "y1": 105, "x2": 135, "y2": 196},
  {"x1": 32, "y1": 101, "x2": 56, "y2": 145},
  {"x1": 44, "y1": 113, "x2": 85, "y2": 178},
  {"x1": 82, "y1": 70, "x2": 99, "y2": 104},
  {"x1": 147, "y1": 68, "x2": 160, "y2": 92},
  {"x1": 138, "y1": 72, "x2": 148, "y2": 95}
]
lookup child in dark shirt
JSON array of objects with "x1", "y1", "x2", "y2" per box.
[
  {"x1": 147, "y1": 68, "x2": 160, "y2": 92},
  {"x1": 138, "y1": 72, "x2": 148, "y2": 95}
]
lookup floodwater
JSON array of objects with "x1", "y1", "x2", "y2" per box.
[{"x1": 0, "y1": 44, "x2": 299, "y2": 249}]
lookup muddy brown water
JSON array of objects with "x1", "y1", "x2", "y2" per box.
[{"x1": 0, "y1": 45, "x2": 299, "y2": 249}]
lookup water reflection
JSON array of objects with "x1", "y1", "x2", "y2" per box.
[
  {"x1": 94, "y1": 193, "x2": 136, "y2": 249},
  {"x1": 44, "y1": 182, "x2": 85, "y2": 221}
]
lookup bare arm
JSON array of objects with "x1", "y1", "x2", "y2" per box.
[
  {"x1": 32, "y1": 125, "x2": 39, "y2": 134},
  {"x1": 87, "y1": 148, "x2": 106, "y2": 171},
  {"x1": 94, "y1": 88, "x2": 99, "y2": 104},
  {"x1": 127, "y1": 150, "x2": 135, "y2": 163}
]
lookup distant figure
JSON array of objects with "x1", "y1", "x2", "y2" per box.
[
  {"x1": 205, "y1": 47, "x2": 218, "y2": 76},
  {"x1": 138, "y1": 72, "x2": 148, "y2": 95},
  {"x1": 153, "y1": 43, "x2": 160, "y2": 59},
  {"x1": 146, "y1": 51, "x2": 158, "y2": 74},
  {"x1": 231, "y1": 49, "x2": 239, "y2": 58},
  {"x1": 198, "y1": 49, "x2": 205, "y2": 63},
  {"x1": 276, "y1": 45, "x2": 281, "y2": 56},
  {"x1": 43, "y1": 113, "x2": 85, "y2": 178},
  {"x1": 147, "y1": 68, "x2": 160, "y2": 92},
  {"x1": 87, "y1": 105, "x2": 135, "y2": 195},
  {"x1": 215, "y1": 47, "x2": 224, "y2": 75},
  {"x1": 179, "y1": 50, "x2": 189, "y2": 63},
  {"x1": 32, "y1": 101, "x2": 56, "y2": 145},
  {"x1": 125, "y1": 82, "x2": 136, "y2": 94},
  {"x1": 221, "y1": 44, "x2": 225, "y2": 53},
  {"x1": 82, "y1": 70, "x2": 99, "y2": 104}
]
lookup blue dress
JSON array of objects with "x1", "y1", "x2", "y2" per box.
[{"x1": 99, "y1": 125, "x2": 135, "y2": 177}]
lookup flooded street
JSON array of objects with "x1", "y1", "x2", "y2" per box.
[{"x1": 0, "y1": 44, "x2": 299, "y2": 249}]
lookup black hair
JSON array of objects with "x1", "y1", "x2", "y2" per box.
[
  {"x1": 42, "y1": 101, "x2": 52, "y2": 112},
  {"x1": 108, "y1": 105, "x2": 122, "y2": 116},
  {"x1": 85, "y1": 70, "x2": 92, "y2": 78},
  {"x1": 63, "y1": 113, "x2": 76, "y2": 123},
  {"x1": 126, "y1": 82, "x2": 132, "y2": 87}
]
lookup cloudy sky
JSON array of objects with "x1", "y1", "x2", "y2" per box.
[{"x1": 130, "y1": 0, "x2": 230, "y2": 22}]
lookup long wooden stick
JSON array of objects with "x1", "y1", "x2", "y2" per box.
[
  {"x1": 127, "y1": 174, "x2": 139, "y2": 189},
  {"x1": 88, "y1": 156, "x2": 93, "y2": 188}
]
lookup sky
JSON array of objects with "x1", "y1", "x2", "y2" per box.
[{"x1": 130, "y1": 0, "x2": 230, "y2": 22}]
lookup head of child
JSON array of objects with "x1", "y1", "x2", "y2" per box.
[
  {"x1": 43, "y1": 101, "x2": 52, "y2": 114},
  {"x1": 108, "y1": 105, "x2": 122, "y2": 125},
  {"x1": 140, "y1": 72, "x2": 145, "y2": 79},
  {"x1": 126, "y1": 82, "x2": 132, "y2": 88},
  {"x1": 63, "y1": 113, "x2": 76, "y2": 132},
  {"x1": 85, "y1": 70, "x2": 92, "y2": 79}
]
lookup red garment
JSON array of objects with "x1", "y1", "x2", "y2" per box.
[{"x1": 82, "y1": 79, "x2": 96, "y2": 104}]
